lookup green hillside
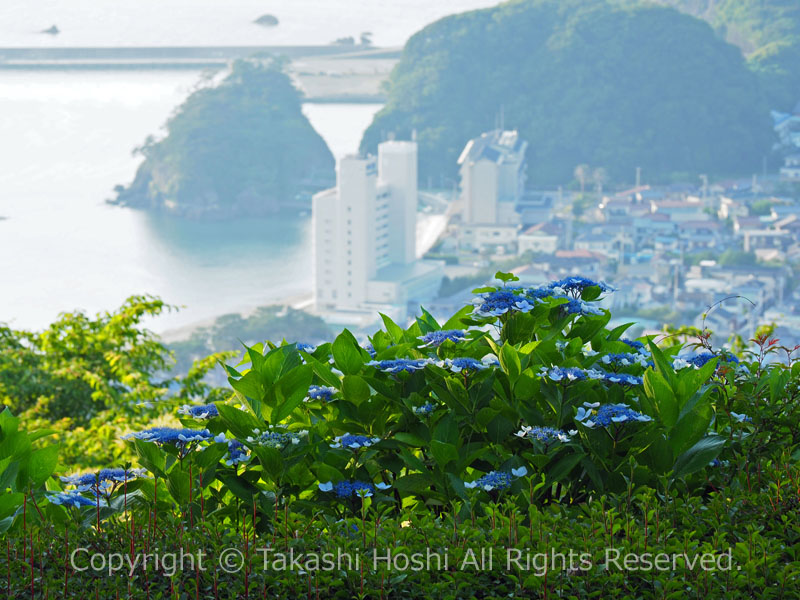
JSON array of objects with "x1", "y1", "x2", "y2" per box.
[
  {"x1": 115, "y1": 60, "x2": 335, "y2": 219},
  {"x1": 656, "y1": 0, "x2": 800, "y2": 109},
  {"x1": 360, "y1": 0, "x2": 773, "y2": 185}
]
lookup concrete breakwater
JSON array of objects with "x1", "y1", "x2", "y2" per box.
[{"x1": 0, "y1": 46, "x2": 399, "y2": 102}]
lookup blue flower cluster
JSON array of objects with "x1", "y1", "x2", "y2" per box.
[
  {"x1": 620, "y1": 338, "x2": 647, "y2": 352},
  {"x1": 122, "y1": 427, "x2": 212, "y2": 445},
  {"x1": 331, "y1": 433, "x2": 381, "y2": 450},
  {"x1": 306, "y1": 385, "x2": 336, "y2": 402},
  {"x1": 225, "y1": 440, "x2": 250, "y2": 466},
  {"x1": 547, "y1": 277, "x2": 614, "y2": 298},
  {"x1": 437, "y1": 357, "x2": 491, "y2": 373},
  {"x1": 464, "y1": 467, "x2": 527, "y2": 492},
  {"x1": 515, "y1": 426, "x2": 573, "y2": 444},
  {"x1": 177, "y1": 404, "x2": 219, "y2": 419},
  {"x1": 362, "y1": 342, "x2": 377, "y2": 358},
  {"x1": 319, "y1": 480, "x2": 391, "y2": 498},
  {"x1": 412, "y1": 402, "x2": 436, "y2": 416},
  {"x1": 245, "y1": 428, "x2": 305, "y2": 448},
  {"x1": 418, "y1": 329, "x2": 466, "y2": 347},
  {"x1": 540, "y1": 366, "x2": 643, "y2": 386},
  {"x1": 366, "y1": 358, "x2": 431, "y2": 373},
  {"x1": 563, "y1": 298, "x2": 605, "y2": 316},
  {"x1": 297, "y1": 343, "x2": 317, "y2": 354},
  {"x1": 575, "y1": 402, "x2": 652, "y2": 428},
  {"x1": 471, "y1": 290, "x2": 535, "y2": 318},
  {"x1": 539, "y1": 366, "x2": 587, "y2": 382},
  {"x1": 600, "y1": 353, "x2": 650, "y2": 368},
  {"x1": 730, "y1": 412, "x2": 752, "y2": 423},
  {"x1": 47, "y1": 491, "x2": 97, "y2": 508},
  {"x1": 672, "y1": 352, "x2": 740, "y2": 370},
  {"x1": 60, "y1": 468, "x2": 147, "y2": 490}
]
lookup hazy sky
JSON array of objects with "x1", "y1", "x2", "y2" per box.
[{"x1": 0, "y1": 0, "x2": 503, "y2": 47}]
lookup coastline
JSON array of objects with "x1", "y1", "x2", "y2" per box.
[{"x1": 158, "y1": 292, "x2": 314, "y2": 343}]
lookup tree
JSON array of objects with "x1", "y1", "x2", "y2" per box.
[
  {"x1": 592, "y1": 167, "x2": 609, "y2": 196},
  {"x1": 574, "y1": 164, "x2": 590, "y2": 193}
]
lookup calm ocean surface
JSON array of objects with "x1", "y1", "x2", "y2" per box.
[
  {"x1": 0, "y1": 0, "x2": 499, "y2": 47},
  {"x1": 0, "y1": 1, "x2": 502, "y2": 332},
  {"x1": 0, "y1": 70, "x2": 381, "y2": 332}
]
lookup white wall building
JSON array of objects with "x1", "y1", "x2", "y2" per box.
[
  {"x1": 458, "y1": 129, "x2": 527, "y2": 226},
  {"x1": 457, "y1": 130, "x2": 527, "y2": 251},
  {"x1": 312, "y1": 141, "x2": 443, "y2": 323}
]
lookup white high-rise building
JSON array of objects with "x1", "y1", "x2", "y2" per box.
[
  {"x1": 457, "y1": 129, "x2": 528, "y2": 251},
  {"x1": 312, "y1": 141, "x2": 443, "y2": 322},
  {"x1": 458, "y1": 129, "x2": 527, "y2": 225}
]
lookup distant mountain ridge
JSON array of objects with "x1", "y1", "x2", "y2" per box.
[
  {"x1": 654, "y1": 0, "x2": 800, "y2": 109},
  {"x1": 360, "y1": 0, "x2": 775, "y2": 184}
]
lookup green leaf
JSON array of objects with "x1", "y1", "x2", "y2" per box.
[
  {"x1": 272, "y1": 364, "x2": 313, "y2": 423},
  {"x1": 342, "y1": 375, "x2": 371, "y2": 406},
  {"x1": 0, "y1": 492, "x2": 23, "y2": 520},
  {"x1": 430, "y1": 441, "x2": 459, "y2": 468},
  {"x1": 499, "y1": 343, "x2": 521, "y2": 381},
  {"x1": 643, "y1": 370, "x2": 678, "y2": 427},
  {"x1": 546, "y1": 452, "x2": 585, "y2": 484},
  {"x1": 433, "y1": 415, "x2": 459, "y2": 446},
  {"x1": 379, "y1": 313, "x2": 405, "y2": 344},
  {"x1": 216, "y1": 404, "x2": 263, "y2": 441},
  {"x1": 332, "y1": 329, "x2": 364, "y2": 375},
  {"x1": 254, "y1": 447, "x2": 284, "y2": 482},
  {"x1": 672, "y1": 436, "x2": 726, "y2": 479},
  {"x1": 166, "y1": 469, "x2": 190, "y2": 504},
  {"x1": 217, "y1": 474, "x2": 260, "y2": 502},
  {"x1": 394, "y1": 473, "x2": 435, "y2": 495},
  {"x1": 27, "y1": 445, "x2": 59, "y2": 488},
  {"x1": 669, "y1": 392, "x2": 713, "y2": 456},
  {"x1": 647, "y1": 341, "x2": 676, "y2": 388},
  {"x1": 133, "y1": 439, "x2": 167, "y2": 478}
]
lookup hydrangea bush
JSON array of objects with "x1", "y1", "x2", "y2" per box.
[{"x1": 2, "y1": 272, "x2": 798, "y2": 538}]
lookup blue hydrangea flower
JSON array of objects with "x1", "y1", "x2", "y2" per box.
[
  {"x1": 603, "y1": 372, "x2": 644, "y2": 385},
  {"x1": 464, "y1": 468, "x2": 526, "y2": 492},
  {"x1": 620, "y1": 338, "x2": 647, "y2": 353},
  {"x1": 418, "y1": 329, "x2": 467, "y2": 347},
  {"x1": 563, "y1": 298, "x2": 605, "y2": 316},
  {"x1": 547, "y1": 277, "x2": 614, "y2": 298},
  {"x1": 600, "y1": 353, "x2": 649, "y2": 368},
  {"x1": 122, "y1": 427, "x2": 212, "y2": 445},
  {"x1": 177, "y1": 403, "x2": 219, "y2": 419},
  {"x1": 515, "y1": 426, "x2": 573, "y2": 444},
  {"x1": 60, "y1": 468, "x2": 148, "y2": 495},
  {"x1": 319, "y1": 480, "x2": 391, "y2": 498},
  {"x1": 47, "y1": 491, "x2": 97, "y2": 508},
  {"x1": 539, "y1": 366, "x2": 587, "y2": 382},
  {"x1": 437, "y1": 357, "x2": 491, "y2": 373},
  {"x1": 331, "y1": 433, "x2": 381, "y2": 450},
  {"x1": 730, "y1": 412, "x2": 752, "y2": 423},
  {"x1": 575, "y1": 402, "x2": 652, "y2": 428},
  {"x1": 305, "y1": 385, "x2": 336, "y2": 402},
  {"x1": 297, "y1": 343, "x2": 317, "y2": 354},
  {"x1": 225, "y1": 440, "x2": 250, "y2": 466},
  {"x1": 362, "y1": 342, "x2": 377, "y2": 358},
  {"x1": 471, "y1": 290, "x2": 535, "y2": 318},
  {"x1": 673, "y1": 352, "x2": 739, "y2": 370},
  {"x1": 367, "y1": 358, "x2": 431, "y2": 373},
  {"x1": 412, "y1": 402, "x2": 436, "y2": 416},
  {"x1": 246, "y1": 427, "x2": 306, "y2": 448}
]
